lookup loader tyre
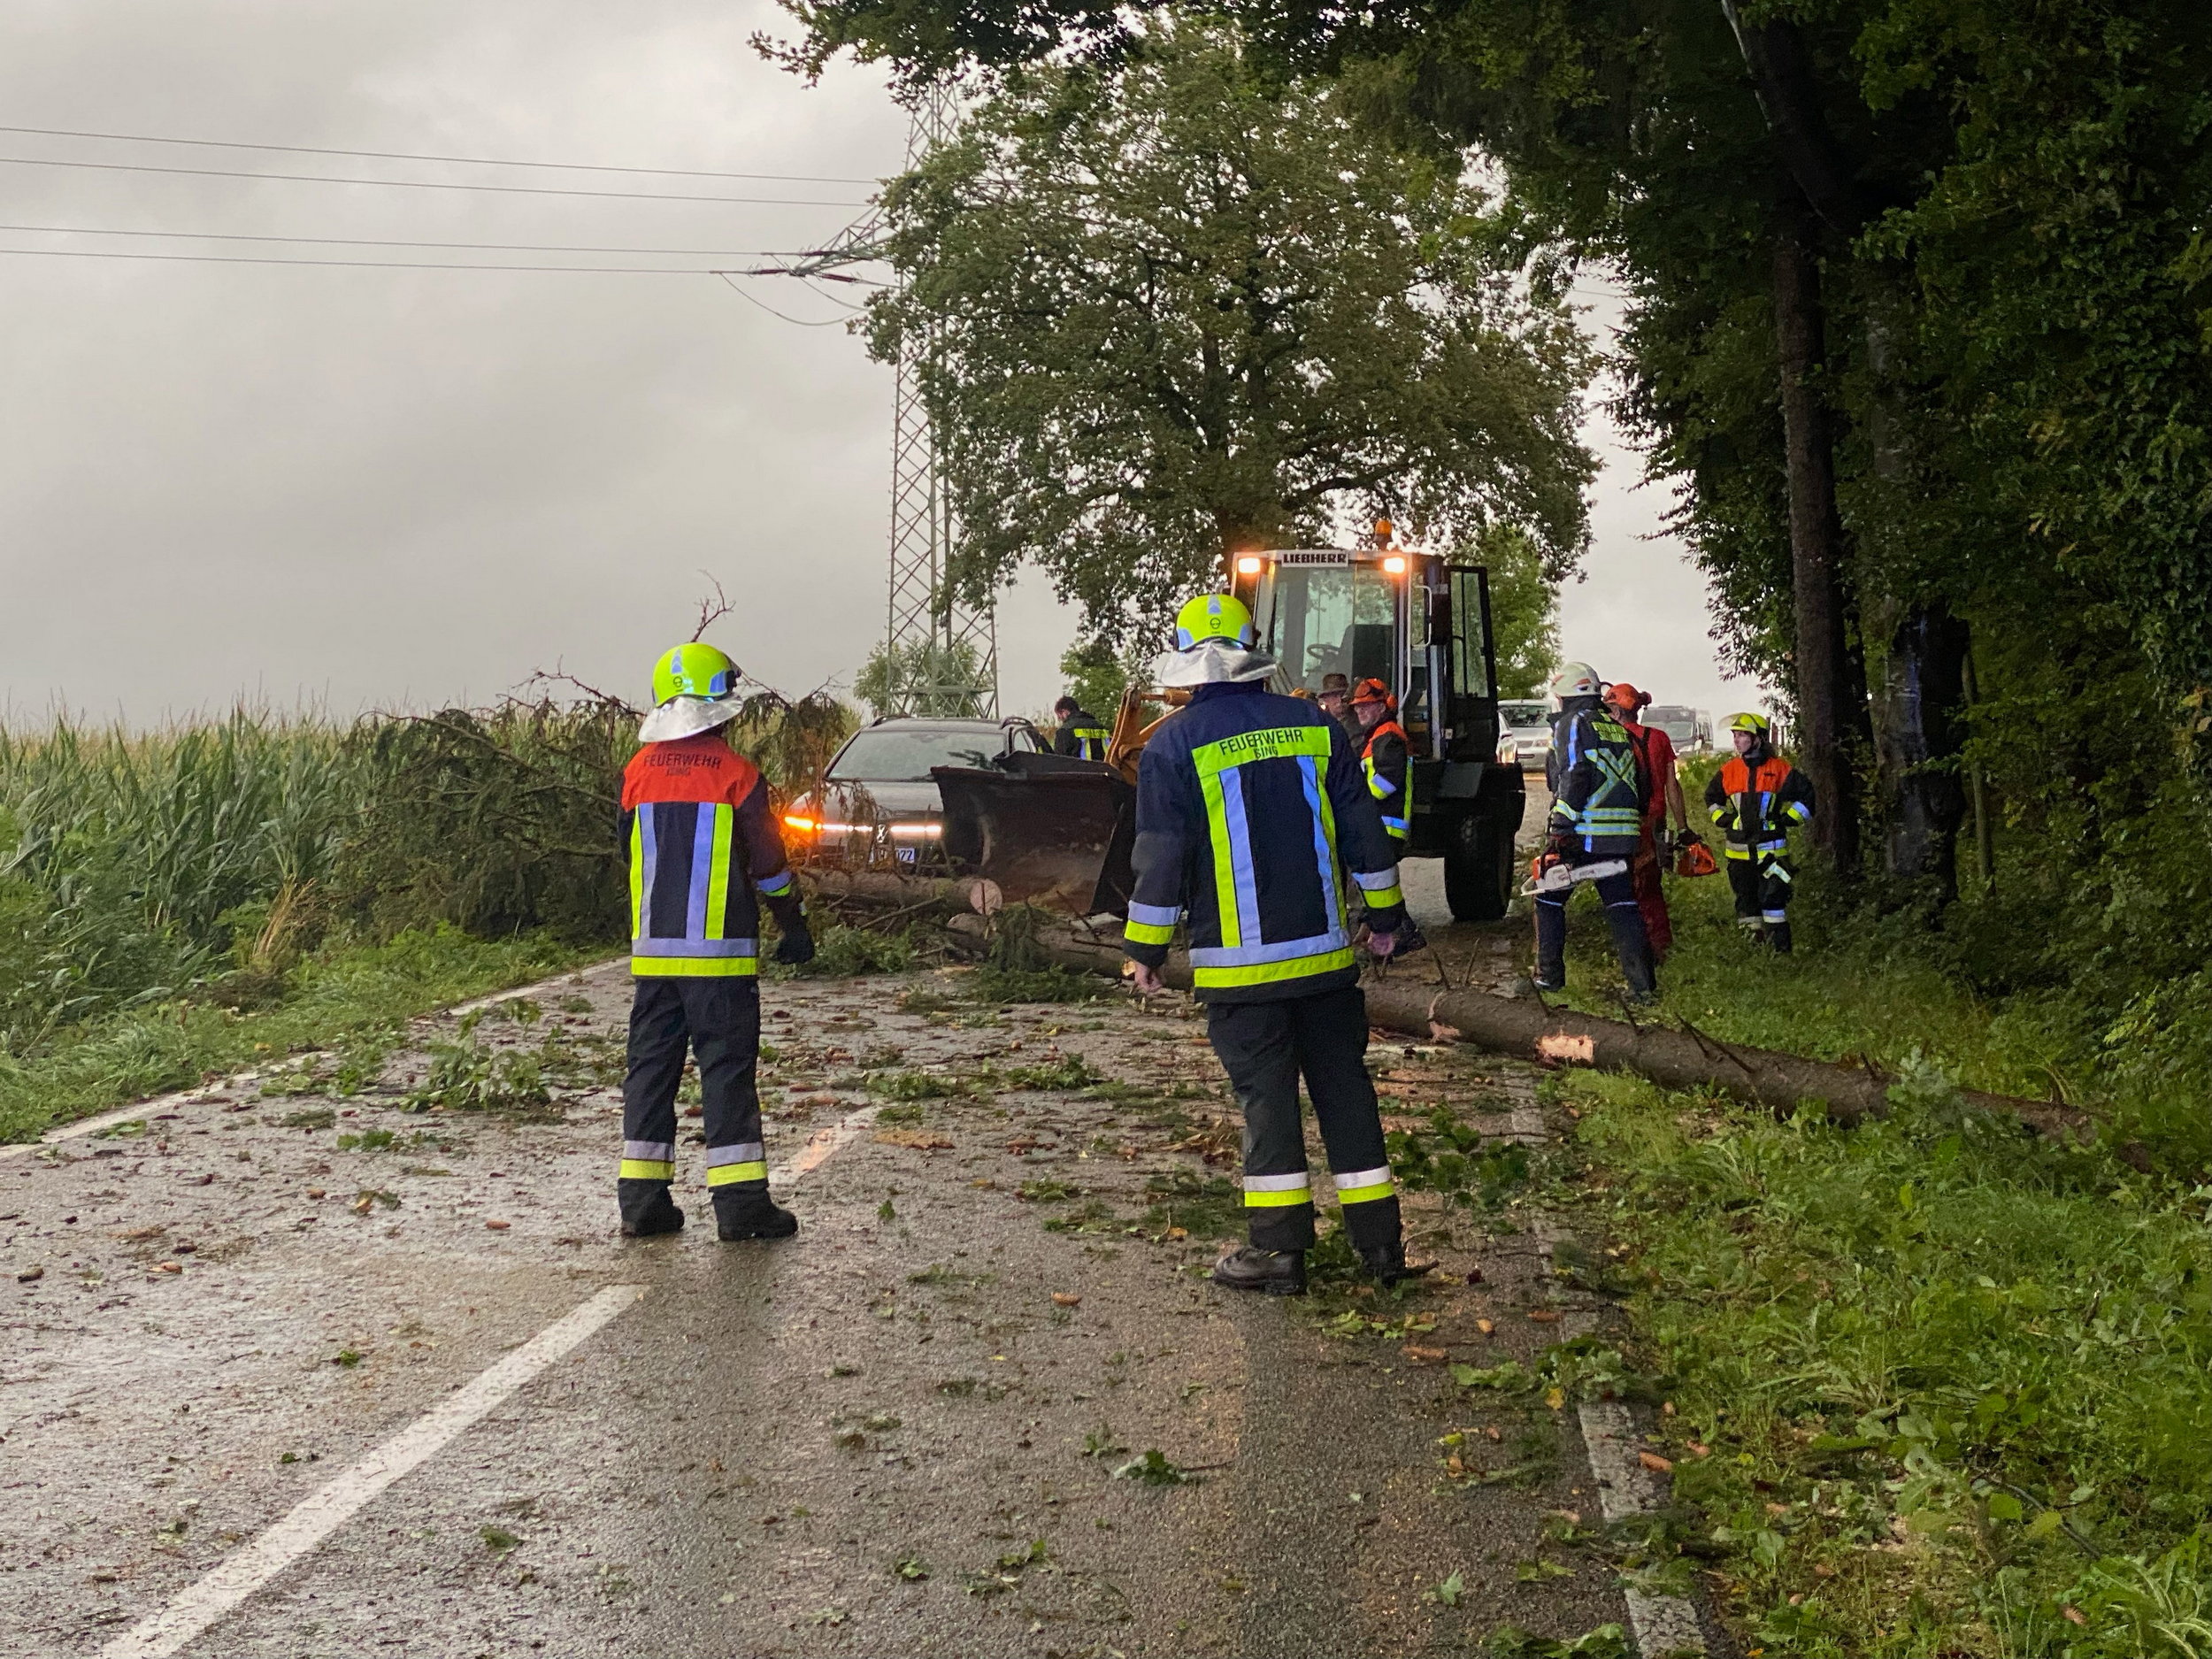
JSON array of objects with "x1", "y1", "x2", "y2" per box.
[{"x1": 1443, "y1": 810, "x2": 1514, "y2": 923}]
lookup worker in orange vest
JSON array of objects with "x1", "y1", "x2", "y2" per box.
[
  {"x1": 1704, "y1": 711, "x2": 1815, "y2": 951},
  {"x1": 1604, "y1": 683, "x2": 1690, "y2": 959},
  {"x1": 1348, "y1": 678, "x2": 1410, "y2": 851}
]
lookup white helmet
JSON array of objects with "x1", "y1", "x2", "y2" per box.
[{"x1": 1548, "y1": 661, "x2": 1601, "y2": 701}]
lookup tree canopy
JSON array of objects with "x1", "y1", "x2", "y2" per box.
[{"x1": 865, "y1": 24, "x2": 1596, "y2": 641}]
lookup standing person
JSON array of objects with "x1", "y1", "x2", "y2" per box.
[
  {"x1": 1348, "y1": 678, "x2": 1410, "y2": 849},
  {"x1": 1124, "y1": 593, "x2": 1420, "y2": 1296},
  {"x1": 1535, "y1": 663, "x2": 1659, "y2": 1002},
  {"x1": 1317, "y1": 672, "x2": 1361, "y2": 747},
  {"x1": 1706, "y1": 712, "x2": 1815, "y2": 952},
  {"x1": 617, "y1": 642, "x2": 816, "y2": 1241},
  {"x1": 1604, "y1": 683, "x2": 1690, "y2": 960},
  {"x1": 1052, "y1": 695, "x2": 1110, "y2": 761}
]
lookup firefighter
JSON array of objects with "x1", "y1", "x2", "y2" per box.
[
  {"x1": 618, "y1": 642, "x2": 816, "y2": 1241},
  {"x1": 1705, "y1": 711, "x2": 1814, "y2": 951},
  {"x1": 1535, "y1": 663, "x2": 1658, "y2": 1001},
  {"x1": 1349, "y1": 678, "x2": 1410, "y2": 849},
  {"x1": 1124, "y1": 593, "x2": 1420, "y2": 1296},
  {"x1": 1603, "y1": 682, "x2": 1690, "y2": 959},
  {"x1": 1316, "y1": 672, "x2": 1361, "y2": 747},
  {"x1": 1052, "y1": 695, "x2": 1110, "y2": 761}
]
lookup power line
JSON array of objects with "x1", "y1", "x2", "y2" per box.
[
  {"x1": 0, "y1": 220, "x2": 851, "y2": 257},
  {"x1": 0, "y1": 153, "x2": 871, "y2": 207},
  {"x1": 0, "y1": 244, "x2": 741, "y2": 273},
  {"x1": 0, "y1": 121, "x2": 881, "y2": 185},
  {"x1": 715, "y1": 270, "x2": 850, "y2": 325}
]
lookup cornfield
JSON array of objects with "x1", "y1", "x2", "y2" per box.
[{"x1": 0, "y1": 691, "x2": 856, "y2": 1061}]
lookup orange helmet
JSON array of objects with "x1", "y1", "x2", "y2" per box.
[
  {"x1": 1350, "y1": 677, "x2": 1394, "y2": 709},
  {"x1": 1607, "y1": 681, "x2": 1652, "y2": 714}
]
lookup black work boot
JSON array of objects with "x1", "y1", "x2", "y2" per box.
[
  {"x1": 618, "y1": 1180, "x2": 685, "y2": 1238},
  {"x1": 713, "y1": 1187, "x2": 799, "y2": 1241},
  {"x1": 1212, "y1": 1246, "x2": 1307, "y2": 1296},
  {"x1": 1358, "y1": 1240, "x2": 1436, "y2": 1285},
  {"x1": 1768, "y1": 922, "x2": 1793, "y2": 955}
]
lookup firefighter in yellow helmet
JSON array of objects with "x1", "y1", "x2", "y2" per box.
[
  {"x1": 1122, "y1": 593, "x2": 1425, "y2": 1295},
  {"x1": 1704, "y1": 711, "x2": 1815, "y2": 951},
  {"x1": 617, "y1": 642, "x2": 814, "y2": 1240}
]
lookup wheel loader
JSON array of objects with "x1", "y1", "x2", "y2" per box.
[{"x1": 932, "y1": 541, "x2": 1526, "y2": 922}]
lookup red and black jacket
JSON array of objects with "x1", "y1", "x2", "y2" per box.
[{"x1": 619, "y1": 733, "x2": 803, "y2": 977}]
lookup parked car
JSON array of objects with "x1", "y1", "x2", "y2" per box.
[
  {"x1": 784, "y1": 717, "x2": 1047, "y2": 867},
  {"x1": 1498, "y1": 699, "x2": 1553, "y2": 774}
]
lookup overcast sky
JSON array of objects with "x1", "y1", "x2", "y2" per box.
[{"x1": 0, "y1": 0, "x2": 1769, "y2": 730}]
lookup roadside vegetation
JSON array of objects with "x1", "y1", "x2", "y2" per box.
[
  {"x1": 0, "y1": 690, "x2": 852, "y2": 1143},
  {"x1": 1531, "y1": 872, "x2": 2212, "y2": 1654}
]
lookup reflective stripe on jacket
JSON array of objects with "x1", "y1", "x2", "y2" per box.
[
  {"x1": 1055, "y1": 710, "x2": 1110, "y2": 762},
  {"x1": 1360, "y1": 718, "x2": 1410, "y2": 842},
  {"x1": 620, "y1": 733, "x2": 803, "y2": 977},
  {"x1": 1122, "y1": 681, "x2": 1405, "y2": 1002},
  {"x1": 1545, "y1": 705, "x2": 1646, "y2": 855},
  {"x1": 1705, "y1": 752, "x2": 1814, "y2": 859}
]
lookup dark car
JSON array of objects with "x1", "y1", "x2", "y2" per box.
[{"x1": 784, "y1": 717, "x2": 1047, "y2": 867}]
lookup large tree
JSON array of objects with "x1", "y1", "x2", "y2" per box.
[
  {"x1": 787, "y1": 0, "x2": 2212, "y2": 910},
  {"x1": 865, "y1": 24, "x2": 1596, "y2": 639}
]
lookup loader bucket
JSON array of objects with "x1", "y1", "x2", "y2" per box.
[{"x1": 933, "y1": 751, "x2": 1136, "y2": 918}]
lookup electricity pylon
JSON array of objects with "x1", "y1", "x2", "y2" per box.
[
  {"x1": 743, "y1": 88, "x2": 997, "y2": 718},
  {"x1": 880, "y1": 88, "x2": 995, "y2": 717}
]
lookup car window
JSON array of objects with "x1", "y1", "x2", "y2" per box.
[
  {"x1": 1500, "y1": 702, "x2": 1550, "y2": 728},
  {"x1": 828, "y1": 727, "x2": 1002, "y2": 781}
]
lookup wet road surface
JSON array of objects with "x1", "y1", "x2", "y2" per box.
[{"x1": 4, "y1": 868, "x2": 1698, "y2": 1657}]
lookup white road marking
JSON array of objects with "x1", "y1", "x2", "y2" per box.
[
  {"x1": 774, "y1": 1103, "x2": 880, "y2": 1184},
  {"x1": 97, "y1": 1284, "x2": 648, "y2": 1659},
  {"x1": 1577, "y1": 1401, "x2": 1709, "y2": 1657},
  {"x1": 1510, "y1": 1069, "x2": 1707, "y2": 1656},
  {"x1": 89, "y1": 1085, "x2": 876, "y2": 1656}
]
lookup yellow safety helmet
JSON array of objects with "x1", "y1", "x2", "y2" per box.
[
  {"x1": 1173, "y1": 591, "x2": 1256, "y2": 651},
  {"x1": 651, "y1": 642, "x2": 740, "y2": 706},
  {"x1": 1724, "y1": 711, "x2": 1771, "y2": 736}
]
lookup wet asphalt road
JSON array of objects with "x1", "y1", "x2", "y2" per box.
[{"x1": 3, "y1": 864, "x2": 1672, "y2": 1659}]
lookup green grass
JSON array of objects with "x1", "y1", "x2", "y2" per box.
[
  {"x1": 0, "y1": 924, "x2": 600, "y2": 1143},
  {"x1": 1561, "y1": 1063, "x2": 2212, "y2": 1656},
  {"x1": 1545, "y1": 864, "x2": 2097, "y2": 1107}
]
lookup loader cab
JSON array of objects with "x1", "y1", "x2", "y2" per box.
[{"x1": 1228, "y1": 547, "x2": 1525, "y2": 921}]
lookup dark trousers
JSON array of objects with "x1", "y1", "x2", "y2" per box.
[
  {"x1": 1534, "y1": 863, "x2": 1657, "y2": 995},
  {"x1": 1206, "y1": 986, "x2": 1402, "y2": 1256},
  {"x1": 1727, "y1": 854, "x2": 1794, "y2": 949},
  {"x1": 618, "y1": 978, "x2": 764, "y2": 1219}
]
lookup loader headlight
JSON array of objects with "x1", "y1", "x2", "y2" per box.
[{"x1": 1496, "y1": 733, "x2": 1518, "y2": 765}]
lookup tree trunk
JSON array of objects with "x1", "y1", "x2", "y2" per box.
[
  {"x1": 955, "y1": 914, "x2": 2091, "y2": 1141},
  {"x1": 1876, "y1": 603, "x2": 1970, "y2": 897},
  {"x1": 1772, "y1": 211, "x2": 1863, "y2": 872}
]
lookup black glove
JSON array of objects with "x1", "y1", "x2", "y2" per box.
[
  {"x1": 773, "y1": 921, "x2": 815, "y2": 966},
  {"x1": 1545, "y1": 830, "x2": 1574, "y2": 857},
  {"x1": 1672, "y1": 828, "x2": 1699, "y2": 855}
]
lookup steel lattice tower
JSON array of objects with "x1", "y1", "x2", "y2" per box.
[{"x1": 882, "y1": 87, "x2": 997, "y2": 717}]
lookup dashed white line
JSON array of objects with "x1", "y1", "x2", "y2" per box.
[
  {"x1": 88, "y1": 1050, "x2": 871, "y2": 1658},
  {"x1": 97, "y1": 1283, "x2": 648, "y2": 1659}
]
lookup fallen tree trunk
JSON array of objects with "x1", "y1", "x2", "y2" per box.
[
  {"x1": 946, "y1": 914, "x2": 2088, "y2": 1139},
  {"x1": 804, "y1": 867, "x2": 1002, "y2": 916}
]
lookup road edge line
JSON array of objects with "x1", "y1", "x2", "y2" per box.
[
  {"x1": 96, "y1": 1283, "x2": 647, "y2": 1659},
  {"x1": 1506, "y1": 1069, "x2": 1708, "y2": 1658},
  {"x1": 2, "y1": 958, "x2": 628, "y2": 1162}
]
